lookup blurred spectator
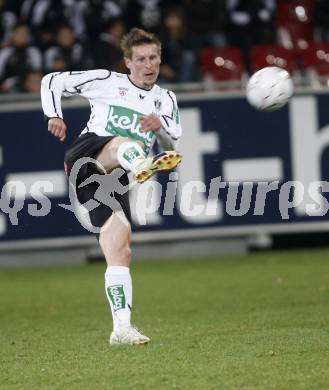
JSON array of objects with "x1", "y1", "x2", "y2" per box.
[
  {"x1": 0, "y1": 0, "x2": 17, "y2": 47},
  {"x1": 19, "y1": 70, "x2": 43, "y2": 92},
  {"x1": 226, "y1": 0, "x2": 277, "y2": 72},
  {"x1": 124, "y1": 0, "x2": 177, "y2": 34},
  {"x1": 183, "y1": 0, "x2": 228, "y2": 48},
  {"x1": 276, "y1": 0, "x2": 314, "y2": 50},
  {"x1": 159, "y1": 7, "x2": 199, "y2": 83},
  {"x1": 7, "y1": 0, "x2": 68, "y2": 50},
  {"x1": 93, "y1": 18, "x2": 127, "y2": 73},
  {"x1": 78, "y1": 0, "x2": 127, "y2": 41},
  {"x1": 0, "y1": 24, "x2": 42, "y2": 92},
  {"x1": 44, "y1": 25, "x2": 92, "y2": 72},
  {"x1": 314, "y1": 0, "x2": 329, "y2": 42}
]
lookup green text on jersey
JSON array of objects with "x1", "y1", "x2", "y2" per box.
[{"x1": 106, "y1": 105, "x2": 155, "y2": 153}]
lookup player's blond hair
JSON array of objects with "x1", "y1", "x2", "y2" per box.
[{"x1": 120, "y1": 28, "x2": 161, "y2": 59}]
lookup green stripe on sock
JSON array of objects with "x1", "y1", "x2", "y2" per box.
[
  {"x1": 123, "y1": 146, "x2": 142, "y2": 163},
  {"x1": 107, "y1": 285, "x2": 126, "y2": 312}
]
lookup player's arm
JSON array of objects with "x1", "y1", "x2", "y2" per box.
[
  {"x1": 156, "y1": 90, "x2": 182, "y2": 150},
  {"x1": 47, "y1": 117, "x2": 67, "y2": 142},
  {"x1": 140, "y1": 90, "x2": 182, "y2": 150},
  {"x1": 40, "y1": 69, "x2": 111, "y2": 141}
]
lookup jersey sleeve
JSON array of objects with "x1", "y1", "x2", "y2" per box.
[
  {"x1": 40, "y1": 70, "x2": 111, "y2": 119},
  {"x1": 157, "y1": 90, "x2": 182, "y2": 150}
]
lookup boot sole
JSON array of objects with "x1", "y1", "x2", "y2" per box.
[{"x1": 135, "y1": 152, "x2": 182, "y2": 184}]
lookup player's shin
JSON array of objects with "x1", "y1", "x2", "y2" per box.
[{"x1": 105, "y1": 266, "x2": 132, "y2": 331}]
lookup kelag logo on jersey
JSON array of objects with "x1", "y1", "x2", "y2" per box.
[{"x1": 105, "y1": 105, "x2": 155, "y2": 153}]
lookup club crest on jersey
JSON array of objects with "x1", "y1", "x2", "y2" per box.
[
  {"x1": 118, "y1": 87, "x2": 128, "y2": 97},
  {"x1": 154, "y1": 99, "x2": 161, "y2": 111}
]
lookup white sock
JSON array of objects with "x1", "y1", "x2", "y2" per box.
[
  {"x1": 117, "y1": 142, "x2": 146, "y2": 173},
  {"x1": 105, "y1": 266, "x2": 132, "y2": 331}
]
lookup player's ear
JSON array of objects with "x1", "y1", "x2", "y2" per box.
[{"x1": 124, "y1": 57, "x2": 131, "y2": 70}]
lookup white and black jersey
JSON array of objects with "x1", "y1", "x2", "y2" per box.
[{"x1": 41, "y1": 69, "x2": 182, "y2": 154}]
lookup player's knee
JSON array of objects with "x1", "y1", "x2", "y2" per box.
[
  {"x1": 114, "y1": 232, "x2": 131, "y2": 261},
  {"x1": 112, "y1": 137, "x2": 145, "y2": 153},
  {"x1": 106, "y1": 138, "x2": 130, "y2": 162},
  {"x1": 107, "y1": 147, "x2": 119, "y2": 163},
  {"x1": 121, "y1": 244, "x2": 132, "y2": 262}
]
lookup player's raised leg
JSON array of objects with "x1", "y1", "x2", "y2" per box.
[
  {"x1": 132, "y1": 150, "x2": 182, "y2": 184},
  {"x1": 96, "y1": 136, "x2": 182, "y2": 183}
]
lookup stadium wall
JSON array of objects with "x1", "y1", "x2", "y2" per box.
[{"x1": 1, "y1": 89, "x2": 329, "y2": 265}]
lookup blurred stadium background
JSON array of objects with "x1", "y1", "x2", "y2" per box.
[{"x1": 1, "y1": 0, "x2": 329, "y2": 265}]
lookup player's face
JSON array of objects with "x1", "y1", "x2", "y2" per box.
[{"x1": 125, "y1": 44, "x2": 161, "y2": 90}]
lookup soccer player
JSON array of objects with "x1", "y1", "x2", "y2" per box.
[{"x1": 40, "y1": 28, "x2": 182, "y2": 345}]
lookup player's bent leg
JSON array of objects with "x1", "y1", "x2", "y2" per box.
[
  {"x1": 99, "y1": 212, "x2": 150, "y2": 345},
  {"x1": 96, "y1": 136, "x2": 145, "y2": 173},
  {"x1": 96, "y1": 136, "x2": 182, "y2": 184},
  {"x1": 134, "y1": 151, "x2": 182, "y2": 184}
]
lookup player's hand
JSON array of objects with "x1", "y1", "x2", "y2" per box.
[
  {"x1": 139, "y1": 113, "x2": 161, "y2": 133},
  {"x1": 48, "y1": 117, "x2": 67, "y2": 141}
]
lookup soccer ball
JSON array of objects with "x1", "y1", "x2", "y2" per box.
[{"x1": 246, "y1": 66, "x2": 293, "y2": 112}]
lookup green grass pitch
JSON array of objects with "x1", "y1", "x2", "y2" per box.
[{"x1": 1, "y1": 248, "x2": 329, "y2": 389}]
